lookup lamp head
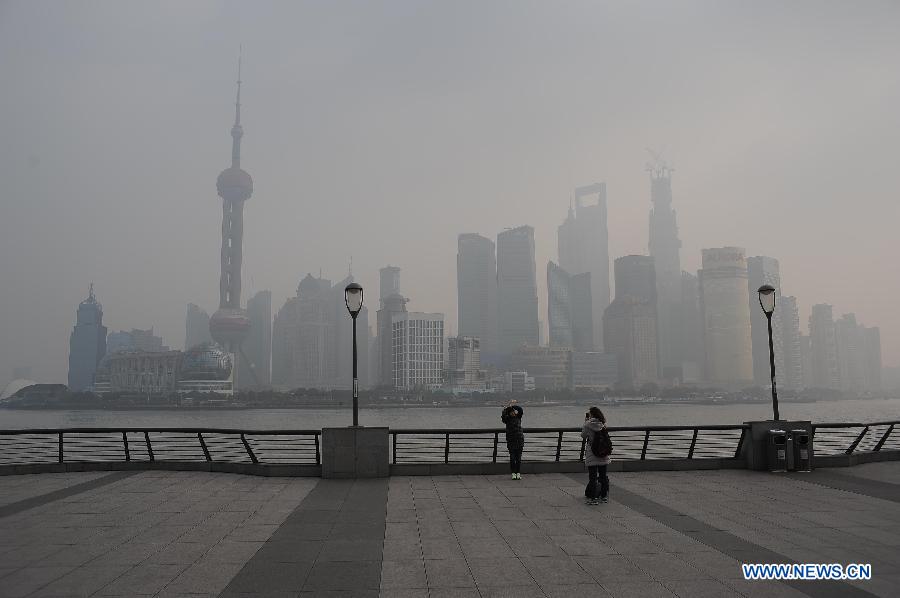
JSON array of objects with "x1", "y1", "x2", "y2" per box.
[
  {"x1": 757, "y1": 284, "x2": 776, "y2": 315},
  {"x1": 344, "y1": 282, "x2": 363, "y2": 316}
]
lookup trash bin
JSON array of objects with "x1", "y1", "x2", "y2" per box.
[
  {"x1": 791, "y1": 429, "x2": 811, "y2": 472},
  {"x1": 767, "y1": 429, "x2": 788, "y2": 472}
]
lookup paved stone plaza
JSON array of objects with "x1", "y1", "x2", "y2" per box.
[{"x1": 0, "y1": 463, "x2": 897, "y2": 597}]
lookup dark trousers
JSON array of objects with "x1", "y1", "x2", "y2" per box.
[
  {"x1": 585, "y1": 465, "x2": 609, "y2": 499},
  {"x1": 508, "y1": 448, "x2": 523, "y2": 473}
]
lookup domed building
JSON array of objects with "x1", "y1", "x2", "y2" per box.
[
  {"x1": 0, "y1": 379, "x2": 38, "y2": 401},
  {"x1": 177, "y1": 343, "x2": 234, "y2": 394}
]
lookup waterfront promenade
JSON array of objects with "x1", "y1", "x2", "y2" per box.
[{"x1": 0, "y1": 464, "x2": 897, "y2": 598}]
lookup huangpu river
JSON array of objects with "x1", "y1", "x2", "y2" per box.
[{"x1": 1, "y1": 398, "x2": 897, "y2": 430}]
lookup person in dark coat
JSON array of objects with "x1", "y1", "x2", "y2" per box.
[
  {"x1": 501, "y1": 401, "x2": 525, "y2": 479},
  {"x1": 582, "y1": 406, "x2": 610, "y2": 505}
]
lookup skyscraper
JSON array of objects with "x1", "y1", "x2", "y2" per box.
[
  {"x1": 647, "y1": 165, "x2": 683, "y2": 378},
  {"x1": 296, "y1": 274, "x2": 332, "y2": 388},
  {"x1": 679, "y1": 271, "x2": 705, "y2": 382},
  {"x1": 185, "y1": 304, "x2": 212, "y2": 350},
  {"x1": 779, "y1": 295, "x2": 804, "y2": 391},
  {"x1": 447, "y1": 336, "x2": 486, "y2": 390},
  {"x1": 547, "y1": 261, "x2": 593, "y2": 351},
  {"x1": 241, "y1": 290, "x2": 272, "y2": 388},
  {"x1": 836, "y1": 313, "x2": 866, "y2": 394},
  {"x1": 68, "y1": 285, "x2": 107, "y2": 391},
  {"x1": 392, "y1": 312, "x2": 444, "y2": 390},
  {"x1": 377, "y1": 266, "x2": 407, "y2": 386},
  {"x1": 497, "y1": 226, "x2": 539, "y2": 355},
  {"x1": 747, "y1": 256, "x2": 783, "y2": 388},
  {"x1": 271, "y1": 296, "x2": 301, "y2": 388},
  {"x1": 558, "y1": 184, "x2": 610, "y2": 349},
  {"x1": 698, "y1": 248, "x2": 753, "y2": 385},
  {"x1": 547, "y1": 261, "x2": 573, "y2": 349},
  {"x1": 602, "y1": 256, "x2": 659, "y2": 388},
  {"x1": 209, "y1": 57, "x2": 254, "y2": 389},
  {"x1": 862, "y1": 327, "x2": 882, "y2": 392},
  {"x1": 809, "y1": 304, "x2": 840, "y2": 390},
  {"x1": 457, "y1": 234, "x2": 498, "y2": 360}
]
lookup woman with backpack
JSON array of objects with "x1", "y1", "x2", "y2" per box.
[
  {"x1": 582, "y1": 406, "x2": 611, "y2": 505},
  {"x1": 501, "y1": 400, "x2": 525, "y2": 480}
]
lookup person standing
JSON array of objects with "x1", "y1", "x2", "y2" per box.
[
  {"x1": 582, "y1": 406, "x2": 611, "y2": 504},
  {"x1": 501, "y1": 401, "x2": 525, "y2": 480}
]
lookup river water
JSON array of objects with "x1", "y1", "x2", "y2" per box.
[{"x1": 1, "y1": 398, "x2": 897, "y2": 430}]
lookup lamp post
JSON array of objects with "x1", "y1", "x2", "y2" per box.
[
  {"x1": 344, "y1": 283, "x2": 364, "y2": 426},
  {"x1": 757, "y1": 284, "x2": 780, "y2": 421}
]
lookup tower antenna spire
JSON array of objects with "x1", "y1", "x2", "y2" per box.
[{"x1": 231, "y1": 48, "x2": 243, "y2": 168}]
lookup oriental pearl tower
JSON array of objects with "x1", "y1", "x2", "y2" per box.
[{"x1": 209, "y1": 57, "x2": 253, "y2": 389}]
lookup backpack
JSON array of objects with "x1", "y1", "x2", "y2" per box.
[{"x1": 590, "y1": 426, "x2": 613, "y2": 458}]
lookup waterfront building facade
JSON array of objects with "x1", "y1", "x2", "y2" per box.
[
  {"x1": 558, "y1": 183, "x2": 610, "y2": 350},
  {"x1": 67, "y1": 286, "x2": 108, "y2": 391},
  {"x1": 446, "y1": 336, "x2": 487, "y2": 391},
  {"x1": 240, "y1": 290, "x2": 272, "y2": 388},
  {"x1": 511, "y1": 345, "x2": 571, "y2": 390},
  {"x1": 547, "y1": 262, "x2": 593, "y2": 352},
  {"x1": 779, "y1": 295, "x2": 804, "y2": 391},
  {"x1": 698, "y1": 247, "x2": 753, "y2": 386},
  {"x1": 457, "y1": 234, "x2": 499, "y2": 361},
  {"x1": 809, "y1": 304, "x2": 841, "y2": 390},
  {"x1": 602, "y1": 256, "x2": 659, "y2": 388},
  {"x1": 497, "y1": 226, "x2": 540, "y2": 355},
  {"x1": 392, "y1": 312, "x2": 444, "y2": 390},
  {"x1": 679, "y1": 271, "x2": 705, "y2": 382},
  {"x1": 185, "y1": 304, "x2": 212, "y2": 350},
  {"x1": 647, "y1": 167, "x2": 684, "y2": 379},
  {"x1": 570, "y1": 351, "x2": 618, "y2": 390}
]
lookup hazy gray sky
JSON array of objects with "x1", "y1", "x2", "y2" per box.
[{"x1": 2, "y1": 0, "x2": 899, "y2": 384}]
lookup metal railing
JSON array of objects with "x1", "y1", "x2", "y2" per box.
[
  {"x1": 0, "y1": 428, "x2": 321, "y2": 466},
  {"x1": 390, "y1": 425, "x2": 749, "y2": 465},
  {"x1": 0, "y1": 421, "x2": 896, "y2": 470},
  {"x1": 811, "y1": 421, "x2": 899, "y2": 456}
]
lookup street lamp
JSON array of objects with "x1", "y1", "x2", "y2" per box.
[
  {"x1": 344, "y1": 283, "x2": 364, "y2": 426},
  {"x1": 757, "y1": 284, "x2": 780, "y2": 421}
]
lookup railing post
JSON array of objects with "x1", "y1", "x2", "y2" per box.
[
  {"x1": 492, "y1": 432, "x2": 498, "y2": 463},
  {"x1": 391, "y1": 432, "x2": 397, "y2": 465},
  {"x1": 687, "y1": 429, "x2": 698, "y2": 459},
  {"x1": 144, "y1": 431, "x2": 154, "y2": 461},
  {"x1": 315, "y1": 433, "x2": 321, "y2": 465},
  {"x1": 122, "y1": 432, "x2": 130, "y2": 461},
  {"x1": 58, "y1": 432, "x2": 64, "y2": 463},
  {"x1": 873, "y1": 424, "x2": 894, "y2": 452},
  {"x1": 198, "y1": 432, "x2": 211, "y2": 462},
  {"x1": 733, "y1": 428, "x2": 747, "y2": 459},
  {"x1": 846, "y1": 426, "x2": 869, "y2": 455},
  {"x1": 641, "y1": 430, "x2": 650, "y2": 460},
  {"x1": 555, "y1": 431, "x2": 563, "y2": 462},
  {"x1": 444, "y1": 432, "x2": 450, "y2": 464},
  {"x1": 240, "y1": 434, "x2": 258, "y2": 464}
]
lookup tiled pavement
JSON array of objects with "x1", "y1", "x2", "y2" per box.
[{"x1": 0, "y1": 462, "x2": 898, "y2": 597}]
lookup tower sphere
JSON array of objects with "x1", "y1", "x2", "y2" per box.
[
  {"x1": 216, "y1": 167, "x2": 253, "y2": 200},
  {"x1": 209, "y1": 307, "x2": 251, "y2": 346}
]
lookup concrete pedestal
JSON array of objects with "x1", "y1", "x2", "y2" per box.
[
  {"x1": 742, "y1": 420, "x2": 814, "y2": 471},
  {"x1": 321, "y1": 427, "x2": 389, "y2": 478}
]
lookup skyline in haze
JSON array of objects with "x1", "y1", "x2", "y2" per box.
[{"x1": 2, "y1": 1, "x2": 900, "y2": 384}]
